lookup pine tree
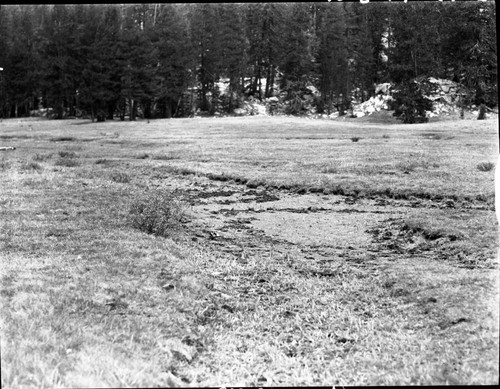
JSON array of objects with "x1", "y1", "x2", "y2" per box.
[
  {"x1": 218, "y1": 4, "x2": 248, "y2": 112},
  {"x1": 39, "y1": 5, "x2": 80, "y2": 119},
  {"x1": 118, "y1": 4, "x2": 158, "y2": 120},
  {"x1": 188, "y1": 3, "x2": 225, "y2": 113},
  {"x1": 315, "y1": 3, "x2": 349, "y2": 114},
  {"x1": 1, "y1": 5, "x2": 46, "y2": 117},
  {"x1": 153, "y1": 4, "x2": 195, "y2": 118},
  {"x1": 75, "y1": 5, "x2": 122, "y2": 121}
]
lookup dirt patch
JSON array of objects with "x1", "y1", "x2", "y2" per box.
[{"x1": 250, "y1": 211, "x2": 386, "y2": 247}]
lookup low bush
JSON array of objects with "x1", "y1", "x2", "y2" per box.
[
  {"x1": 153, "y1": 154, "x2": 180, "y2": 161},
  {"x1": 33, "y1": 153, "x2": 53, "y2": 161},
  {"x1": 129, "y1": 189, "x2": 188, "y2": 237},
  {"x1": 21, "y1": 161, "x2": 43, "y2": 171},
  {"x1": 50, "y1": 136, "x2": 76, "y2": 142},
  {"x1": 110, "y1": 171, "x2": 131, "y2": 183},
  {"x1": 477, "y1": 162, "x2": 495, "y2": 172},
  {"x1": 55, "y1": 158, "x2": 80, "y2": 167},
  {"x1": 321, "y1": 166, "x2": 339, "y2": 174},
  {"x1": 0, "y1": 159, "x2": 11, "y2": 170},
  {"x1": 58, "y1": 151, "x2": 78, "y2": 158}
]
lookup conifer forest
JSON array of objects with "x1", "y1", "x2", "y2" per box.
[{"x1": 0, "y1": 2, "x2": 497, "y2": 120}]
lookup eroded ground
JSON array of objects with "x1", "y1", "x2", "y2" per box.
[{"x1": 160, "y1": 172, "x2": 495, "y2": 270}]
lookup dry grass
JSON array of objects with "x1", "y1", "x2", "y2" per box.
[{"x1": 0, "y1": 115, "x2": 498, "y2": 387}]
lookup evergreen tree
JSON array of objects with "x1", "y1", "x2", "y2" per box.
[
  {"x1": 440, "y1": 1, "x2": 497, "y2": 107},
  {"x1": 218, "y1": 4, "x2": 248, "y2": 112},
  {"x1": 76, "y1": 5, "x2": 122, "y2": 121},
  {"x1": 153, "y1": 4, "x2": 195, "y2": 118},
  {"x1": 119, "y1": 4, "x2": 158, "y2": 120},
  {"x1": 1, "y1": 5, "x2": 46, "y2": 117},
  {"x1": 39, "y1": 5, "x2": 80, "y2": 119},
  {"x1": 315, "y1": 3, "x2": 349, "y2": 114},
  {"x1": 188, "y1": 3, "x2": 225, "y2": 113}
]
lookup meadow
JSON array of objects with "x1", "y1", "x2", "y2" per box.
[{"x1": 0, "y1": 114, "x2": 498, "y2": 386}]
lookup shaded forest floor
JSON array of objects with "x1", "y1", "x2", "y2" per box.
[{"x1": 0, "y1": 115, "x2": 498, "y2": 386}]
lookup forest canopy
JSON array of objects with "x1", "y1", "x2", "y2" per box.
[{"x1": 0, "y1": 2, "x2": 496, "y2": 120}]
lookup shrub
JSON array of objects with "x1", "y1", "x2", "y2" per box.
[
  {"x1": 55, "y1": 158, "x2": 80, "y2": 167},
  {"x1": 1, "y1": 159, "x2": 11, "y2": 170},
  {"x1": 153, "y1": 154, "x2": 180, "y2": 161},
  {"x1": 21, "y1": 161, "x2": 43, "y2": 171},
  {"x1": 50, "y1": 136, "x2": 76, "y2": 142},
  {"x1": 33, "y1": 153, "x2": 53, "y2": 161},
  {"x1": 477, "y1": 104, "x2": 487, "y2": 120},
  {"x1": 129, "y1": 189, "x2": 188, "y2": 237},
  {"x1": 110, "y1": 171, "x2": 131, "y2": 183},
  {"x1": 58, "y1": 151, "x2": 77, "y2": 158},
  {"x1": 321, "y1": 166, "x2": 339, "y2": 174},
  {"x1": 391, "y1": 79, "x2": 434, "y2": 124},
  {"x1": 477, "y1": 162, "x2": 495, "y2": 172}
]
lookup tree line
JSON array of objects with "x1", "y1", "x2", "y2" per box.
[{"x1": 0, "y1": 2, "x2": 496, "y2": 120}]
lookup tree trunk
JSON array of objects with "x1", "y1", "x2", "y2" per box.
[
  {"x1": 165, "y1": 102, "x2": 172, "y2": 119},
  {"x1": 107, "y1": 101, "x2": 115, "y2": 120},
  {"x1": 268, "y1": 66, "x2": 275, "y2": 97},
  {"x1": 265, "y1": 67, "x2": 271, "y2": 97},
  {"x1": 477, "y1": 103, "x2": 486, "y2": 120},
  {"x1": 257, "y1": 68, "x2": 262, "y2": 101},
  {"x1": 129, "y1": 98, "x2": 136, "y2": 121}
]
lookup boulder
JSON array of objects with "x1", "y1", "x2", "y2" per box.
[
  {"x1": 375, "y1": 82, "x2": 392, "y2": 95},
  {"x1": 233, "y1": 108, "x2": 247, "y2": 116}
]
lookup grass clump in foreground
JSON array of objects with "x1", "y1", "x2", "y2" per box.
[
  {"x1": 477, "y1": 162, "x2": 495, "y2": 172},
  {"x1": 54, "y1": 158, "x2": 80, "y2": 167},
  {"x1": 20, "y1": 161, "x2": 43, "y2": 172},
  {"x1": 129, "y1": 189, "x2": 188, "y2": 237},
  {"x1": 110, "y1": 171, "x2": 131, "y2": 183}
]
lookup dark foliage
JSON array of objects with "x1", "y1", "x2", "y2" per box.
[
  {"x1": 391, "y1": 80, "x2": 434, "y2": 124},
  {"x1": 0, "y1": 2, "x2": 496, "y2": 120}
]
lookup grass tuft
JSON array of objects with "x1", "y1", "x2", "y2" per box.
[
  {"x1": 129, "y1": 189, "x2": 188, "y2": 238},
  {"x1": 33, "y1": 153, "x2": 53, "y2": 162},
  {"x1": 1, "y1": 158, "x2": 11, "y2": 170},
  {"x1": 110, "y1": 171, "x2": 131, "y2": 184},
  {"x1": 477, "y1": 162, "x2": 495, "y2": 172},
  {"x1": 58, "y1": 151, "x2": 78, "y2": 159},
  {"x1": 55, "y1": 158, "x2": 80, "y2": 167},
  {"x1": 402, "y1": 218, "x2": 464, "y2": 241},
  {"x1": 321, "y1": 166, "x2": 339, "y2": 174},
  {"x1": 50, "y1": 136, "x2": 76, "y2": 142},
  {"x1": 153, "y1": 154, "x2": 181, "y2": 161},
  {"x1": 20, "y1": 161, "x2": 43, "y2": 172}
]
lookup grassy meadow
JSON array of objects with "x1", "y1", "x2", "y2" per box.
[{"x1": 0, "y1": 114, "x2": 498, "y2": 386}]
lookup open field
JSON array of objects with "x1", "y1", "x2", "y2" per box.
[{"x1": 1, "y1": 114, "x2": 498, "y2": 386}]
